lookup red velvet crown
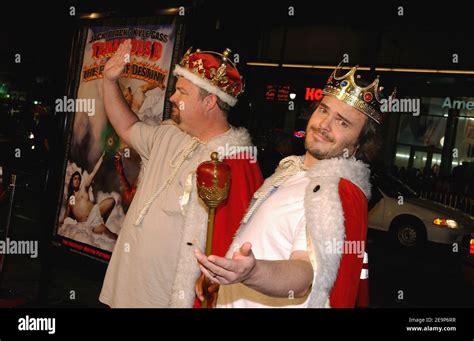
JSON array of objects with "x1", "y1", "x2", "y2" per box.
[{"x1": 173, "y1": 47, "x2": 244, "y2": 107}]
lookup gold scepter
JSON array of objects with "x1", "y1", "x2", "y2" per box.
[{"x1": 196, "y1": 152, "x2": 231, "y2": 307}]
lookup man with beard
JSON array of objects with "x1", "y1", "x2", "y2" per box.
[
  {"x1": 99, "y1": 41, "x2": 263, "y2": 307},
  {"x1": 61, "y1": 153, "x2": 118, "y2": 240},
  {"x1": 195, "y1": 65, "x2": 392, "y2": 308}
]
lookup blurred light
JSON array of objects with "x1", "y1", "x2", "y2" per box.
[
  {"x1": 289, "y1": 93, "x2": 296, "y2": 100},
  {"x1": 443, "y1": 113, "x2": 448, "y2": 117},
  {"x1": 247, "y1": 62, "x2": 279, "y2": 67},
  {"x1": 29, "y1": 132, "x2": 34, "y2": 139},
  {"x1": 440, "y1": 136, "x2": 444, "y2": 147},
  {"x1": 294, "y1": 130, "x2": 305, "y2": 139},
  {"x1": 375, "y1": 67, "x2": 474, "y2": 75},
  {"x1": 446, "y1": 219, "x2": 458, "y2": 229},
  {"x1": 246, "y1": 63, "x2": 474, "y2": 75},
  {"x1": 80, "y1": 12, "x2": 101, "y2": 19},
  {"x1": 433, "y1": 218, "x2": 458, "y2": 229},
  {"x1": 31, "y1": 145, "x2": 35, "y2": 150},
  {"x1": 156, "y1": 7, "x2": 179, "y2": 15},
  {"x1": 470, "y1": 238, "x2": 473, "y2": 254},
  {"x1": 33, "y1": 100, "x2": 39, "y2": 105},
  {"x1": 283, "y1": 64, "x2": 370, "y2": 71},
  {"x1": 6, "y1": 94, "x2": 10, "y2": 98}
]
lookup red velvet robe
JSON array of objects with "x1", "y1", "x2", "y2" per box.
[{"x1": 329, "y1": 178, "x2": 369, "y2": 308}]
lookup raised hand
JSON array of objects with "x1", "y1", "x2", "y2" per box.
[{"x1": 103, "y1": 39, "x2": 132, "y2": 82}]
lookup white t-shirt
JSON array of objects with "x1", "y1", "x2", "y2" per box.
[{"x1": 217, "y1": 171, "x2": 311, "y2": 308}]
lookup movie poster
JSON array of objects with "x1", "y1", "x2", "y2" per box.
[{"x1": 55, "y1": 23, "x2": 180, "y2": 261}]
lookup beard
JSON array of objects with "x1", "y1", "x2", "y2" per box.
[
  {"x1": 171, "y1": 106, "x2": 181, "y2": 124},
  {"x1": 305, "y1": 126, "x2": 352, "y2": 160}
]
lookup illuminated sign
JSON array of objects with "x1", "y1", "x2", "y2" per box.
[
  {"x1": 294, "y1": 130, "x2": 306, "y2": 139},
  {"x1": 266, "y1": 85, "x2": 290, "y2": 102},
  {"x1": 305, "y1": 88, "x2": 323, "y2": 101},
  {"x1": 442, "y1": 97, "x2": 474, "y2": 110}
]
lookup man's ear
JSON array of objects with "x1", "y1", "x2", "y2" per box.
[{"x1": 204, "y1": 93, "x2": 218, "y2": 111}]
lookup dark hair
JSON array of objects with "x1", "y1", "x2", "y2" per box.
[
  {"x1": 350, "y1": 78, "x2": 385, "y2": 163},
  {"x1": 354, "y1": 116, "x2": 383, "y2": 163},
  {"x1": 67, "y1": 171, "x2": 81, "y2": 199},
  {"x1": 198, "y1": 88, "x2": 231, "y2": 114}
]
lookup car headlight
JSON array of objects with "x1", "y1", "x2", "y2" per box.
[{"x1": 433, "y1": 218, "x2": 458, "y2": 229}]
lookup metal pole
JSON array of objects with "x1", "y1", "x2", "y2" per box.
[{"x1": 0, "y1": 174, "x2": 16, "y2": 283}]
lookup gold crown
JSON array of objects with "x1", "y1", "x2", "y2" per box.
[{"x1": 322, "y1": 64, "x2": 394, "y2": 124}]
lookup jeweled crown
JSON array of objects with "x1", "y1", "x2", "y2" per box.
[
  {"x1": 322, "y1": 64, "x2": 394, "y2": 124},
  {"x1": 174, "y1": 47, "x2": 244, "y2": 106}
]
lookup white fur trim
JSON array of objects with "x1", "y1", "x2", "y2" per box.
[
  {"x1": 206, "y1": 126, "x2": 253, "y2": 154},
  {"x1": 168, "y1": 173, "x2": 208, "y2": 307},
  {"x1": 306, "y1": 157, "x2": 371, "y2": 200},
  {"x1": 168, "y1": 126, "x2": 254, "y2": 307},
  {"x1": 305, "y1": 174, "x2": 345, "y2": 307},
  {"x1": 173, "y1": 65, "x2": 238, "y2": 107},
  {"x1": 305, "y1": 157, "x2": 371, "y2": 308}
]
